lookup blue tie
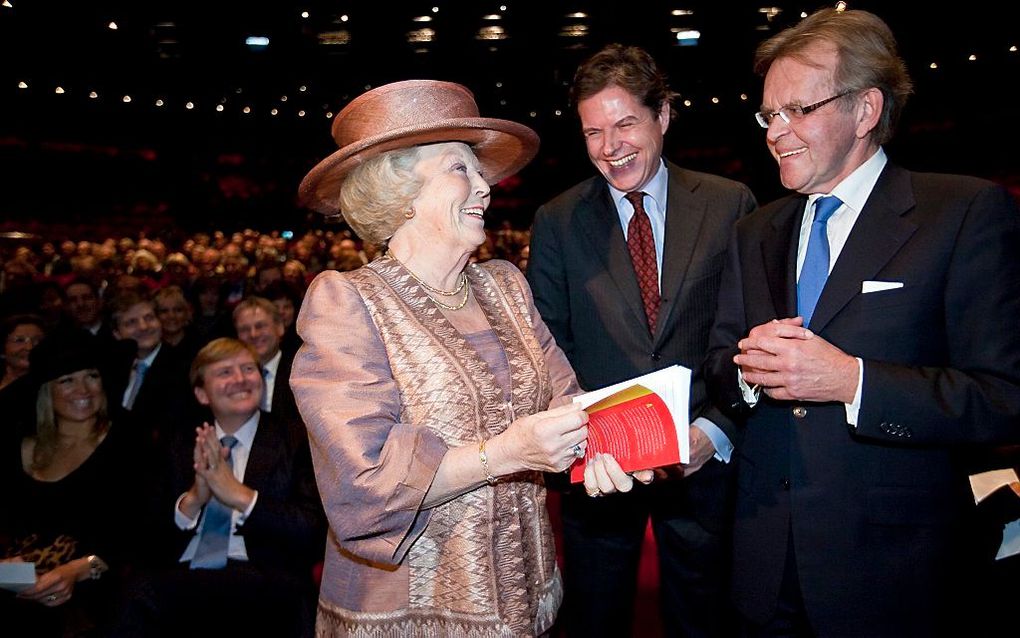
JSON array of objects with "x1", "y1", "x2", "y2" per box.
[
  {"x1": 798, "y1": 195, "x2": 843, "y2": 328},
  {"x1": 190, "y1": 435, "x2": 239, "y2": 570},
  {"x1": 123, "y1": 360, "x2": 149, "y2": 410}
]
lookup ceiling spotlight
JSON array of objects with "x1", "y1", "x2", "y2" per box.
[
  {"x1": 246, "y1": 36, "x2": 269, "y2": 48},
  {"x1": 325, "y1": 112, "x2": 333, "y2": 118},
  {"x1": 17, "y1": 81, "x2": 28, "y2": 89},
  {"x1": 968, "y1": 54, "x2": 977, "y2": 61},
  {"x1": 298, "y1": 110, "x2": 306, "y2": 117},
  {"x1": 412, "y1": 15, "x2": 433, "y2": 22},
  {"x1": 155, "y1": 99, "x2": 165, "y2": 107},
  {"x1": 108, "y1": 21, "x2": 118, "y2": 30},
  {"x1": 216, "y1": 105, "x2": 224, "y2": 112},
  {"x1": 432, "y1": 6, "x2": 439, "y2": 13},
  {"x1": 2, "y1": 1, "x2": 13, "y2": 8},
  {"x1": 301, "y1": 11, "x2": 309, "y2": 19},
  {"x1": 122, "y1": 95, "x2": 131, "y2": 103},
  {"x1": 671, "y1": 10, "x2": 694, "y2": 16},
  {"x1": 740, "y1": 93, "x2": 748, "y2": 101},
  {"x1": 242, "y1": 106, "x2": 251, "y2": 114},
  {"x1": 55, "y1": 86, "x2": 65, "y2": 94},
  {"x1": 271, "y1": 108, "x2": 279, "y2": 116},
  {"x1": 299, "y1": 85, "x2": 307, "y2": 92},
  {"x1": 683, "y1": 99, "x2": 692, "y2": 107},
  {"x1": 339, "y1": 14, "x2": 349, "y2": 22},
  {"x1": 89, "y1": 91, "x2": 98, "y2": 99},
  {"x1": 711, "y1": 97, "x2": 719, "y2": 104},
  {"x1": 185, "y1": 101, "x2": 195, "y2": 110},
  {"x1": 280, "y1": 95, "x2": 288, "y2": 102},
  {"x1": 930, "y1": 62, "x2": 938, "y2": 69}
]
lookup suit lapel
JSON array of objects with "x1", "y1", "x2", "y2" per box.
[
  {"x1": 576, "y1": 180, "x2": 649, "y2": 330},
  {"x1": 762, "y1": 197, "x2": 804, "y2": 319},
  {"x1": 809, "y1": 164, "x2": 917, "y2": 332},
  {"x1": 657, "y1": 164, "x2": 708, "y2": 341},
  {"x1": 244, "y1": 412, "x2": 279, "y2": 489}
]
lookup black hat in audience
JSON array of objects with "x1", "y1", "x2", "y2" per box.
[{"x1": 29, "y1": 328, "x2": 103, "y2": 385}]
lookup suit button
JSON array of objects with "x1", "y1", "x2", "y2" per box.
[
  {"x1": 651, "y1": 352, "x2": 661, "y2": 361},
  {"x1": 792, "y1": 406, "x2": 807, "y2": 418},
  {"x1": 780, "y1": 478, "x2": 791, "y2": 490}
]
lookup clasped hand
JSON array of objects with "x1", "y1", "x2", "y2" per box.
[
  {"x1": 185, "y1": 424, "x2": 254, "y2": 514},
  {"x1": 733, "y1": 317, "x2": 858, "y2": 403}
]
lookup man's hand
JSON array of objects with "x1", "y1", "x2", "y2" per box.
[
  {"x1": 683, "y1": 425, "x2": 716, "y2": 477},
  {"x1": 195, "y1": 425, "x2": 256, "y2": 512},
  {"x1": 735, "y1": 317, "x2": 858, "y2": 403}
]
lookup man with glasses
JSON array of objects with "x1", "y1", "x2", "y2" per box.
[{"x1": 705, "y1": 7, "x2": 1020, "y2": 636}]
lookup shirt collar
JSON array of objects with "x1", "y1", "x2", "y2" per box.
[
  {"x1": 262, "y1": 349, "x2": 282, "y2": 377},
  {"x1": 137, "y1": 342, "x2": 161, "y2": 368},
  {"x1": 807, "y1": 147, "x2": 887, "y2": 214},
  {"x1": 608, "y1": 158, "x2": 668, "y2": 213},
  {"x1": 215, "y1": 410, "x2": 259, "y2": 449}
]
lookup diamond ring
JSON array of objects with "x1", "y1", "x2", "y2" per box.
[
  {"x1": 571, "y1": 444, "x2": 583, "y2": 458},
  {"x1": 46, "y1": 594, "x2": 57, "y2": 602}
]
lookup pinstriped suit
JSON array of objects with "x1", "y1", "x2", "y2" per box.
[{"x1": 528, "y1": 159, "x2": 756, "y2": 636}]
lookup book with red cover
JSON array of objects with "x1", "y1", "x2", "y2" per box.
[{"x1": 569, "y1": 365, "x2": 690, "y2": 483}]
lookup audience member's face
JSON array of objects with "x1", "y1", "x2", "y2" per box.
[
  {"x1": 194, "y1": 351, "x2": 262, "y2": 420},
  {"x1": 5, "y1": 323, "x2": 44, "y2": 375},
  {"x1": 155, "y1": 296, "x2": 193, "y2": 338},
  {"x1": 234, "y1": 307, "x2": 284, "y2": 363},
  {"x1": 65, "y1": 283, "x2": 100, "y2": 327},
  {"x1": 271, "y1": 298, "x2": 296, "y2": 329},
  {"x1": 257, "y1": 267, "x2": 283, "y2": 290},
  {"x1": 51, "y1": 368, "x2": 103, "y2": 424},
  {"x1": 113, "y1": 302, "x2": 163, "y2": 356},
  {"x1": 197, "y1": 286, "x2": 220, "y2": 314},
  {"x1": 578, "y1": 84, "x2": 669, "y2": 194}
]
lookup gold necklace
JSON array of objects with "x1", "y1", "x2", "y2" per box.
[{"x1": 388, "y1": 253, "x2": 471, "y2": 310}]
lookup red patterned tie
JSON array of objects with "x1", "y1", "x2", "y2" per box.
[{"x1": 625, "y1": 191, "x2": 660, "y2": 335}]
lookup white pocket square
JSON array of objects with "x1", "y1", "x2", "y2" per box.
[{"x1": 861, "y1": 280, "x2": 904, "y2": 293}]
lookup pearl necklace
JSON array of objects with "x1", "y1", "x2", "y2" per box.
[{"x1": 388, "y1": 254, "x2": 471, "y2": 310}]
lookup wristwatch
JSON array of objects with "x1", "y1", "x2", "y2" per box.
[{"x1": 86, "y1": 555, "x2": 107, "y2": 580}]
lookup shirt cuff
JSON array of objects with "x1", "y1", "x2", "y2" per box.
[
  {"x1": 237, "y1": 490, "x2": 259, "y2": 523},
  {"x1": 174, "y1": 493, "x2": 199, "y2": 530},
  {"x1": 737, "y1": 369, "x2": 761, "y2": 407},
  {"x1": 693, "y1": 416, "x2": 734, "y2": 463},
  {"x1": 844, "y1": 357, "x2": 864, "y2": 427}
]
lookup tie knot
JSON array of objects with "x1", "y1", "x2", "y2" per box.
[
  {"x1": 134, "y1": 360, "x2": 148, "y2": 373},
  {"x1": 625, "y1": 191, "x2": 647, "y2": 212},
  {"x1": 220, "y1": 435, "x2": 238, "y2": 450},
  {"x1": 813, "y1": 195, "x2": 842, "y2": 224},
  {"x1": 261, "y1": 367, "x2": 270, "y2": 379}
]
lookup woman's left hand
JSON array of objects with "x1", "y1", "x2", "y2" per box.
[
  {"x1": 18, "y1": 560, "x2": 82, "y2": 607},
  {"x1": 582, "y1": 453, "x2": 655, "y2": 497}
]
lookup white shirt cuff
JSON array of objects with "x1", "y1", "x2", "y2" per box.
[
  {"x1": 174, "y1": 493, "x2": 199, "y2": 530},
  {"x1": 844, "y1": 357, "x2": 864, "y2": 426}
]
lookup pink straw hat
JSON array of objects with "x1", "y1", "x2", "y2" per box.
[{"x1": 299, "y1": 79, "x2": 540, "y2": 215}]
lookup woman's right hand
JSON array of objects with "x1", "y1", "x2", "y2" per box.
[{"x1": 490, "y1": 403, "x2": 589, "y2": 474}]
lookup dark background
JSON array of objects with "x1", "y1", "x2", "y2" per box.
[{"x1": 2, "y1": 0, "x2": 1018, "y2": 240}]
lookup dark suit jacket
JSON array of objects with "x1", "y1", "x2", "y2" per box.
[
  {"x1": 528, "y1": 160, "x2": 756, "y2": 529},
  {"x1": 270, "y1": 348, "x2": 303, "y2": 430},
  {"x1": 107, "y1": 341, "x2": 197, "y2": 443},
  {"x1": 706, "y1": 162, "x2": 1020, "y2": 635},
  {"x1": 160, "y1": 410, "x2": 326, "y2": 575}
]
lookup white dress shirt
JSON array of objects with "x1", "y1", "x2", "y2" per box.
[
  {"x1": 175, "y1": 412, "x2": 261, "y2": 563},
  {"x1": 261, "y1": 349, "x2": 282, "y2": 412},
  {"x1": 121, "y1": 343, "x2": 161, "y2": 409}
]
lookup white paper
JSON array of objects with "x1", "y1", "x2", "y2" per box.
[
  {"x1": 0, "y1": 562, "x2": 37, "y2": 593},
  {"x1": 861, "y1": 280, "x2": 904, "y2": 293},
  {"x1": 969, "y1": 468, "x2": 1020, "y2": 504},
  {"x1": 572, "y1": 364, "x2": 691, "y2": 463},
  {"x1": 996, "y1": 519, "x2": 1020, "y2": 560}
]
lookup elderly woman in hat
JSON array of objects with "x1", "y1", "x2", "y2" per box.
[
  {"x1": 291, "y1": 80, "x2": 595, "y2": 636},
  {"x1": 1, "y1": 330, "x2": 144, "y2": 636}
]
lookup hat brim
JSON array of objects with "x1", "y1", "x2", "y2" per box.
[{"x1": 298, "y1": 117, "x2": 539, "y2": 216}]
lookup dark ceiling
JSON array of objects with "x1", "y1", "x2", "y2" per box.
[{"x1": 2, "y1": 1, "x2": 1018, "y2": 236}]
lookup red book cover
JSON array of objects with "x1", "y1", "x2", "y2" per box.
[{"x1": 569, "y1": 384, "x2": 682, "y2": 483}]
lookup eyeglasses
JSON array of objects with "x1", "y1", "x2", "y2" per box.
[
  {"x1": 7, "y1": 335, "x2": 42, "y2": 346},
  {"x1": 755, "y1": 90, "x2": 855, "y2": 129}
]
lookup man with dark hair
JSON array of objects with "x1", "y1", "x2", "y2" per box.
[
  {"x1": 106, "y1": 291, "x2": 192, "y2": 442},
  {"x1": 706, "y1": 7, "x2": 1020, "y2": 635},
  {"x1": 527, "y1": 43, "x2": 756, "y2": 637}
]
